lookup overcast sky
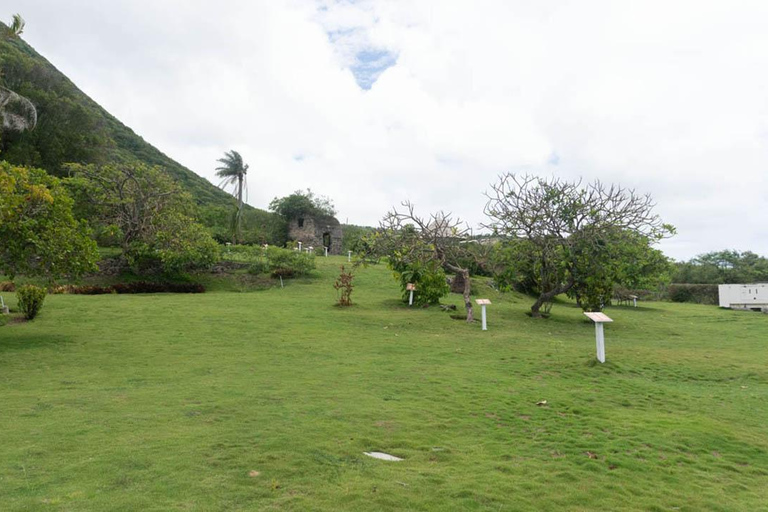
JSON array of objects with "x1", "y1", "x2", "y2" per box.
[{"x1": 10, "y1": 0, "x2": 768, "y2": 260}]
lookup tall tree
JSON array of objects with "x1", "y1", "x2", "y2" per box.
[
  {"x1": 3, "y1": 13, "x2": 25, "y2": 39},
  {"x1": 484, "y1": 173, "x2": 673, "y2": 317},
  {"x1": 215, "y1": 150, "x2": 248, "y2": 244}
]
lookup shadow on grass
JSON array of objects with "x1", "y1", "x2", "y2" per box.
[{"x1": 0, "y1": 332, "x2": 74, "y2": 353}]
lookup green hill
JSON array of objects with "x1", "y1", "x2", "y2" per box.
[{"x1": 0, "y1": 23, "x2": 234, "y2": 209}]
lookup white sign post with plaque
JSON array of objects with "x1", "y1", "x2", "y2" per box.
[
  {"x1": 348, "y1": 250, "x2": 352, "y2": 262},
  {"x1": 406, "y1": 283, "x2": 416, "y2": 306},
  {"x1": 297, "y1": 241, "x2": 302, "y2": 252},
  {"x1": 324, "y1": 246, "x2": 329, "y2": 257},
  {"x1": 583, "y1": 312, "x2": 613, "y2": 363},
  {"x1": 475, "y1": 299, "x2": 491, "y2": 330}
]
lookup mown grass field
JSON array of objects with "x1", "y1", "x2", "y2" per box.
[{"x1": 1, "y1": 256, "x2": 767, "y2": 511}]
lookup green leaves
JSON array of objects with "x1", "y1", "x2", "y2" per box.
[{"x1": 0, "y1": 161, "x2": 98, "y2": 280}]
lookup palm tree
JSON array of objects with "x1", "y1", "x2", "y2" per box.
[
  {"x1": 3, "y1": 14, "x2": 25, "y2": 39},
  {"x1": 215, "y1": 150, "x2": 249, "y2": 244}
]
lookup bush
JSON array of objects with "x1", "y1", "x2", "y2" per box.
[
  {"x1": 265, "y1": 247, "x2": 315, "y2": 278},
  {"x1": 50, "y1": 282, "x2": 205, "y2": 295},
  {"x1": 0, "y1": 281, "x2": 16, "y2": 292},
  {"x1": 395, "y1": 260, "x2": 450, "y2": 306},
  {"x1": 247, "y1": 260, "x2": 270, "y2": 275},
  {"x1": 334, "y1": 266, "x2": 354, "y2": 306},
  {"x1": 17, "y1": 284, "x2": 47, "y2": 320},
  {"x1": 111, "y1": 282, "x2": 205, "y2": 294},
  {"x1": 667, "y1": 284, "x2": 719, "y2": 304}
]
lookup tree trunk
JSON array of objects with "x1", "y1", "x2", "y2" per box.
[
  {"x1": 530, "y1": 276, "x2": 574, "y2": 318},
  {"x1": 234, "y1": 175, "x2": 243, "y2": 245},
  {"x1": 461, "y1": 268, "x2": 474, "y2": 323}
]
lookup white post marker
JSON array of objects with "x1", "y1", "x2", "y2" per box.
[
  {"x1": 297, "y1": 241, "x2": 302, "y2": 252},
  {"x1": 308, "y1": 246, "x2": 314, "y2": 254},
  {"x1": 406, "y1": 283, "x2": 416, "y2": 306},
  {"x1": 630, "y1": 294, "x2": 638, "y2": 307},
  {"x1": 348, "y1": 250, "x2": 352, "y2": 262},
  {"x1": 583, "y1": 312, "x2": 613, "y2": 363},
  {"x1": 475, "y1": 299, "x2": 491, "y2": 330},
  {"x1": 324, "y1": 246, "x2": 329, "y2": 257}
]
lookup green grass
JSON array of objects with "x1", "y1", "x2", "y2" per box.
[{"x1": 1, "y1": 257, "x2": 767, "y2": 511}]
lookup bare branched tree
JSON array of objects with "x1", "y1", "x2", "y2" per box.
[
  {"x1": 378, "y1": 201, "x2": 479, "y2": 322},
  {"x1": 484, "y1": 173, "x2": 673, "y2": 317}
]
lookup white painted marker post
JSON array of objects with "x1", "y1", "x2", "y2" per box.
[
  {"x1": 406, "y1": 283, "x2": 416, "y2": 306},
  {"x1": 324, "y1": 246, "x2": 328, "y2": 257},
  {"x1": 583, "y1": 312, "x2": 613, "y2": 363},
  {"x1": 475, "y1": 299, "x2": 491, "y2": 330},
  {"x1": 630, "y1": 294, "x2": 638, "y2": 308},
  {"x1": 297, "y1": 241, "x2": 302, "y2": 252},
  {"x1": 308, "y1": 246, "x2": 314, "y2": 254},
  {"x1": 348, "y1": 250, "x2": 352, "y2": 262}
]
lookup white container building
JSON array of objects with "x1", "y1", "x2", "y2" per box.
[{"x1": 718, "y1": 283, "x2": 768, "y2": 309}]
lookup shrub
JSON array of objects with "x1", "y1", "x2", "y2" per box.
[
  {"x1": 17, "y1": 284, "x2": 47, "y2": 320},
  {"x1": 334, "y1": 266, "x2": 354, "y2": 306},
  {"x1": 265, "y1": 247, "x2": 315, "y2": 278},
  {"x1": 395, "y1": 260, "x2": 450, "y2": 306},
  {"x1": 0, "y1": 281, "x2": 16, "y2": 292},
  {"x1": 667, "y1": 284, "x2": 719, "y2": 305},
  {"x1": 247, "y1": 260, "x2": 270, "y2": 275},
  {"x1": 111, "y1": 282, "x2": 205, "y2": 294}
]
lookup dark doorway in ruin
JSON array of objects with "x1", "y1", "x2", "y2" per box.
[{"x1": 323, "y1": 232, "x2": 331, "y2": 251}]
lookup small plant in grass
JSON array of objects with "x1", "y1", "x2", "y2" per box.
[
  {"x1": 334, "y1": 266, "x2": 354, "y2": 306},
  {"x1": 0, "y1": 281, "x2": 16, "y2": 292},
  {"x1": 16, "y1": 284, "x2": 46, "y2": 320},
  {"x1": 265, "y1": 246, "x2": 315, "y2": 278}
]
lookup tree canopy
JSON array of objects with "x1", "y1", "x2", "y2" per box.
[
  {"x1": 0, "y1": 161, "x2": 98, "y2": 280},
  {"x1": 269, "y1": 189, "x2": 337, "y2": 220},
  {"x1": 673, "y1": 250, "x2": 768, "y2": 284},
  {"x1": 485, "y1": 173, "x2": 674, "y2": 316},
  {"x1": 66, "y1": 162, "x2": 219, "y2": 274}
]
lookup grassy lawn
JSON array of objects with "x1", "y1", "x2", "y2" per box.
[{"x1": 1, "y1": 256, "x2": 767, "y2": 511}]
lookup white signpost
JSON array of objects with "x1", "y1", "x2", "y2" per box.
[
  {"x1": 324, "y1": 246, "x2": 329, "y2": 257},
  {"x1": 297, "y1": 241, "x2": 302, "y2": 252},
  {"x1": 475, "y1": 299, "x2": 492, "y2": 330},
  {"x1": 406, "y1": 283, "x2": 416, "y2": 306},
  {"x1": 348, "y1": 250, "x2": 352, "y2": 262},
  {"x1": 584, "y1": 312, "x2": 613, "y2": 363}
]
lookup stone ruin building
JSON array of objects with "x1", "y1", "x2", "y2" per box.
[{"x1": 287, "y1": 214, "x2": 343, "y2": 255}]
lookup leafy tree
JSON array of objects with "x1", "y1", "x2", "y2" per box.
[
  {"x1": 215, "y1": 150, "x2": 248, "y2": 244},
  {"x1": 66, "y1": 162, "x2": 219, "y2": 274},
  {"x1": 673, "y1": 250, "x2": 768, "y2": 284},
  {"x1": 369, "y1": 202, "x2": 480, "y2": 321},
  {"x1": 0, "y1": 161, "x2": 98, "y2": 280},
  {"x1": 484, "y1": 174, "x2": 673, "y2": 317},
  {"x1": 269, "y1": 189, "x2": 337, "y2": 220}
]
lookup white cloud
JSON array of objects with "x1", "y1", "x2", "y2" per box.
[{"x1": 13, "y1": 0, "x2": 768, "y2": 259}]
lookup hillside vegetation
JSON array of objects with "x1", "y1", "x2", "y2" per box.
[{"x1": 1, "y1": 257, "x2": 766, "y2": 511}]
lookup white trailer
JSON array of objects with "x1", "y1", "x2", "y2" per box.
[{"x1": 718, "y1": 283, "x2": 768, "y2": 309}]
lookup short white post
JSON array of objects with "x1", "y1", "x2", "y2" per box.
[
  {"x1": 324, "y1": 247, "x2": 328, "y2": 257},
  {"x1": 225, "y1": 242, "x2": 232, "y2": 253},
  {"x1": 407, "y1": 283, "x2": 415, "y2": 306},
  {"x1": 348, "y1": 251, "x2": 352, "y2": 262},
  {"x1": 583, "y1": 312, "x2": 613, "y2": 364},
  {"x1": 475, "y1": 299, "x2": 491, "y2": 331},
  {"x1": 298, "y1": 241, "x2": 302, "y2": 252},
  {"x1": 308, "y1": 246, "x2": 313, "y2": 254},
  {"x1": 633, "y1": 297, "x2": 638, "y2": 308},
  {"x1": 595, "y1": 322, "x2": 605, "y2": 362}
]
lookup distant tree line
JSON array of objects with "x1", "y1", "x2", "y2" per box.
[{"x1": 672, "y1": 250, "x2": 768, "y2": 284}]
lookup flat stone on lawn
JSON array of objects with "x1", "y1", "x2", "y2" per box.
[{"x1": 364, "y1": 451, "x2": 403, "y2": 461}]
